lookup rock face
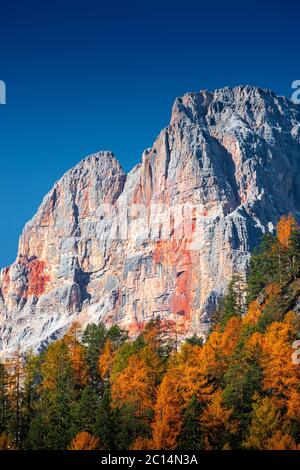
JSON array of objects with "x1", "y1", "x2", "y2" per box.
[{"x1": 1, "y1": 85, "x2": 300, "y2": 354}]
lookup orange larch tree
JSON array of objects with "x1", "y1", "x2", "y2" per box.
[
  {"x1": 151, "y1": 343, "x2": 212, "y2": 450},
  {"x1": 69, "y1": 431, "x2": 100, "y2": 450},
  {"x1": 201, "y1": 316, "x2": 242, "y2": 384},
  {"x1": 277, "y1": 214, "x2": 297, "y2": 249},
  {"x1": 151, "y1": 365, "x2": 185, "y2": 450},
  {"x1": 111, "y1": 354, "x2": 155, "y2": 423},
  {"x1": 259, "y1": 312, "x2": 300, "y2": 408},
  {"x1": 99, "y1": 338, "x2": 115, "y2": 381},
  {"x1": 64, "y1": 322, "x2": 89, "y2": 387}
]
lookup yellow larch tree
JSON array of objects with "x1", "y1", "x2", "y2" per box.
[
  {"x1": 243, "y1": 396, "x2": 282, "y2": 449},
  {"x1": 199, "y1": 389, "x2": 238, "y2": 450}
]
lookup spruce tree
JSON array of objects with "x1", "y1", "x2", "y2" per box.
[
  {"x1": 177, "y1": 396, "x2": 203, "y2": 450},
  {"x1": 289, "y1": 228, "x2": 300, "y2": 280},
  {"x1": 72, "y1": 385, "x2": 99, "y2": 436},
  {"x1": 223, "y1": 333, "x2": 263, "y2": 447},
  {"x1": 81, "y1": 323, "x2": 107, "y2": 390},
  {"x1": 94, "y1": 384, "x2": 115, "y2": 450},
  {"x1": 185, "y1": 335, "x2": 203, "y2": 347},
  {"x1": 246, "y1": 233, "x2": 278, "y2": 304},
  {"x1": 44, "y1": 364, "x2": 75, "y2": 449},
  {"x1": 27, "y1": 341, "x2": 76, "y2": 449},
  {"x1": 213, "y1": 274, "x2": 245, "y2": 330},
  {"x1": 107, "y1": 325, "x2": 128, "y2": 349}
]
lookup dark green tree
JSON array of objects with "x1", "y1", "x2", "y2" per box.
[
  {"x1": 81, "y1": 323, "x2": 107, "y2": 390},
  {"x1": 246, "y1": 233, "x2": 278, "y2": 304},
  {"x1": 107, "y1": 325, "x2": 128, "y2": 349},
  {"x1": 289, "y1": 228, "x2": 300, "y2": 280},
  {"x1": 212, "y1": 274, "x2": 245, "y2": 330},
  {"x1": 177, "y1": 396, "x2": 203, "y2": 450},
  {"x1": 20, "y1": 352, "x2": 42, "y2": 447},
  {"x1": 223, "y1": 331, "x2": 262, "y2": 447},
  {"x1": 185, "y1": 335, "x2": 203, "y2": 347},
  {"x1": 72, "y1": 385, "x2": 99, "y2": 436},
  {"x1": 26, "y1": 342, "x2": 76, "y2": 450},
  {"x1": 114, "y1": 402, "x2": 142, "y2": 450},
  {"x1": 94, "y1": 384, "x2": 115, "y2": 450}
]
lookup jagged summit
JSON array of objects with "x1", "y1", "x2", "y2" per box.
[
  {"x1": 1, "y1": 86, "x2": 300, "y2": 354},
  {"x1": 171, "y1": 85, "x2": 300, "y2": 128},
  {"x1": 58, "y1": 150, "x2": 126, "y2": 191}
]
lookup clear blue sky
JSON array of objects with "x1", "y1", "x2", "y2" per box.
[{"x1": 0, "y1": 0, "x2": 299, "y2": 267}]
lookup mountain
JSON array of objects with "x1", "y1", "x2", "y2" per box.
[{"x1": 1, "y1": 85, "x2": 300, "y2": 354}]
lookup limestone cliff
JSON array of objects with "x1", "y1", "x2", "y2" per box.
[{"x1": 1, "y1": 85, "x2": 300, "y2": 354}]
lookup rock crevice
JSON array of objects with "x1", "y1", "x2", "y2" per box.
[{"x1": 1, "y1": 86, "x2": 300, "y2": 353}]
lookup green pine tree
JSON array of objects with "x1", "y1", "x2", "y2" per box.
[
  {"x1": 185, "y1": 335, "x2": 203, "y2": 347},
  {"x1": 177, "y1": 396, "x2": 203, "y2": 450},
  {"x1": 212, "y1": 274, "x2": 245, "y2": 330},
  {"x1": 223, "y1": 330, "x2": 263, "y2": 447},
  {"x1": 94, "y1": 384, "x2": 115, "y2": 450},
  {"x1": 72, "y1": 385, "x2": 99, "y2": 436},
  {"x1": 246, "y1": 233, "x2": 278, "y2": 304},
  {"x1": 81, "y1": 323, "x2": 107, "y2": 390}
]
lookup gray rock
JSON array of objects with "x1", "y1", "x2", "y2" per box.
[{"x1": 1, "y1": 86, "x2": 300, "y2": 354}]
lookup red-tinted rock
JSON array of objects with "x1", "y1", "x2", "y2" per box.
[{"x1": 1, "y1": 86, "x2": 300, "y2": 354}]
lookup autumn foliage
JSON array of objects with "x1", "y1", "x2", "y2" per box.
[
  {"x1": 69, "y1": 432, "x2": 100, "y2": 450},
  {"x1": 0, "y1": 215, "x2": 300, "y2": 450},
  {"x1": 277, "y1": 214, "x2": 297, "y2": 248}
]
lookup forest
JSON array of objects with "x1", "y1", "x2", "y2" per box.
[{"x1": 0, "y1": 215, "x2": 300, "y2": 450}]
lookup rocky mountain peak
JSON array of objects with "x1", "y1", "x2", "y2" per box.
[
  {"x1": 1, "y1": 86, "x2": 300, "y2": 355},
  {"x1": 171, "y1": 85, "x2": 300, "y2": 132}
]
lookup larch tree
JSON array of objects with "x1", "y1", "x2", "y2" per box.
[
  {"x1": 259, "y1": 312, "x2": 300, "y2": 409},
  {"x1": 267, "y1": 431, "x2": 300, "y2": 450},
  {"x1": 151, "y1": 365, "x2": 185, "y2": 450},
  {"x1": 243, "y1": 396, "x2": 282, "y2": 450},
  {"x1": 4, "y1": 350, "x2": 25, "y2": 448},
  {"x1": 199, "y1": 389, "x2": 237, "y2": 450},
  {"x1": 99, "y1": 338, "x2": 115, "y2": 382},
  {"x1": 277, "y1": 214, "x2": 297, "y2": 249},
  {"x1": 69, "y1": 431, "x2": 100, "y2": 450},
  {"x1": 64, "y1": 322, "x2": 89, "y2": 389},
  {"x1": 111, "y1": 355, "x2": 155, "y2": 443}
]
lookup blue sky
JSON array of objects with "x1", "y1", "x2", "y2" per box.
[{"x1": 0, "y1": 0, "x2": 299, "y2": 267}]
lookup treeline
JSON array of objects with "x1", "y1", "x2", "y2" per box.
[{"x1": 0, "y1": 215, "x2": 300, "y2": 450}]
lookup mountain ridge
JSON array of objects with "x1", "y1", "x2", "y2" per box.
[{"x1": 1, "y1": 85, "x2": 300, "y2": 355}]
